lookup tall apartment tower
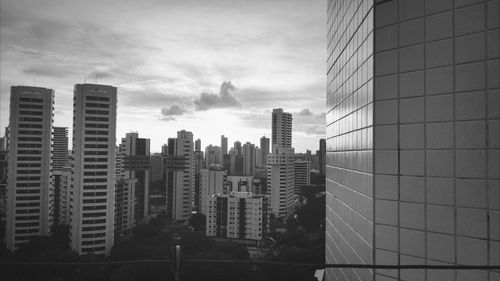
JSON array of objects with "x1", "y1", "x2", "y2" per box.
[
  {"x1": 326, "y1": 1, "x2": 499, "y2": 281},
  {"x1": 149, "y1": 153, "x2": 163, "y2": 183},
  {"x1": 0, "y1": 138, "x2": 7, "y2": 211},
  {"x1": 205, "y1": 145, "x2": 222, "y2": 167},
  {"x1": 70, "y1": 84, "x2": 117, "y2": 256},
  {"x1": 53, "y1": 127, "x2": 68, "y2": 170},
  {"x1": 268, "y1": 108, "x2": 295, "y2": 218},
  {"x1": 233, "y1": 141, "x2": 242, "y2": 155},
  {"x1": 194, "y1": 150, "x2": 204, "y2": 212},
  {"x1": 165, "y1": 130, "x2": 194, "y2": 222},
  {"x1": 5, "y1": 86, "x2": 54, "y2": 252},
  {"x1": 255, "y1": 146, "x2": 261, "y2": 169},
  {"x1": 318, "y1": 138, "x2": 326, "y2": 176},
  {"x1": 267, "y1": 150, "x2": 295, "y2": 218},
  {"x1": 195, "y1": 139, "x2": 201, "y2": 152},
  {"x1": 115, "y1": 132, "x2": 150, "y2": 237},
  {"x1": 58, "y1": 165, "x2": 72, "y2": 226},
  {"x1": 221, "y1": 135, "x2": 228, "y2": 155},
  {"x1": 293, "y1": 160, "x2": 311, "y2": 194},
  {"x1": 271, "y1": 108, "x2": 292, "y2": 152},
  {"x1": 259, "y1": 136, "x2": 270, "y2": 167},
  {"x1": 52, "y1": 127, "x2": 69, "y2": 226},
  {"x1": 199, "y1": 165, "x2": 227, "y2": 215},
  {"x1": 242, "y1": 142, "x2": 256, "y2": 176}
]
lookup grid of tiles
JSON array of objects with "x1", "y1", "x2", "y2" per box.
[
  {"x1": 326, "y1": 0, "x2": 499, "y2": 280},
  {"x1": 372, "y1": 0, "x2": 499, "y2": 280},
  {"x1": 326, "y1": 0, "x2": 375, "y2": 280}
]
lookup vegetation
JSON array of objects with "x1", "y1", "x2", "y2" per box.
[{"x1": 1, "y1": 191, "x2": 325, "y2": 281}]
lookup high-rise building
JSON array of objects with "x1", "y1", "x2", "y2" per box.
[
  {"x1": 268, "y1": 109, "x2": 295, "y2": 218},
  {"x1": 115, "y1": 132, "x2": 150, "y2": 237},
  {"x1": 52, "y1": 127, "x2": 69, "y2": 226},
  {"x1": 150, "y1": 153, "x2": 167, "y2": 216},
  {"x1": 0, "y1": 135, "x2": 8, "y2": 214},
  {"x1": 221, "y1": 135, "x2": 228, "y2": 155},
  {"x1": 70, "y1": 83, "x2": 117, "y2": 256},
  {"x1": 195, "y1": 139, "x2": 201, "y2": 152},
  {"x1": 227, "y1": 176, "x2": 254, "y2": 193},
  {"x1": 242, "y1": 142, "x2": 256, "y2": 176},
  {"x1": 206, "y1": 191, "x2": 270, "y2": 242},
  {"x1": 267, "y1": 150, "x2": 295, "y2": 218},
  {"x1": 165, "y1": 130, "x2": 193, "y2": 222},
  {"x1": 0, "y1": 136, "x2": 6, "y2": 150},
  {"x1": 293, "y1": 160, "x2": 310, "y2": 194},
  {"x1": 205, "y1": 145, "x2": 221, "y2": 167},
  {"x1": 5, "y1": 86, "x2": 54, "y2": 252},
  {"x1": 325, "y1": 1, "x2": 500, "y2": 281},
  {"x1": 149, "y1": 153, "x2": 163, "y2": 183},
  {"x1": 161, "y1": 143, "x2": 168, "y2": 156},
  {"x1": 194, "y1": 150, "x2": 204, "y2": 212},
  {"x1": 255, "y1": 146, "x2": 261, "y2": 169},
  {"x1": 57, "y1": 165, "x2": 72, "y2": 226},
  {"x1": 199, "y1": 165, "x2": 227, "y2": 215},
  {"x1": 229, "y1": 148, "x2": 244, "y2": 176},
  {"x1": 233, "y1": 141, "x2": 242, "y2": 155},
  {"x1": 271, "y1": 108, "x2": 292, "y2": 152},
  {"x1": 53, "y1": 127, "x2": 69, "y2": 170},
  {"x1": 259, "y1": 136, "x2": 270, "y2": 167},
  {"x1": 318, "y1": 138, "x2": 326, "y2": 176},
  {"x1": 222, "y1": 153, "x2": 231, "y2": 174}
]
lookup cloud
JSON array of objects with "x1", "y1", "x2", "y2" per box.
[
  {"x1": 159, "y1": 116, "x2": 176, "y2": 122},
  {"x1": 297, "y1": 108, "x2": 313, "y2": 116},
  {"x1": 194, "y1": 81, "x2": 241, "y2": 111},
  {"x1": 305, "y1": 125, "x2": 325, "y2": 136},
  {"x1": 23, "y1": 65, "x2": 76, "y2": 78},
  {"x1": 161, "y1": 104, "x2": 187, "y2": 116},
  {"x1": 88, "y1": 70, "x2": 113, "y2": 80}
]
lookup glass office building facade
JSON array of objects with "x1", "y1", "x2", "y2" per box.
[{"x1": 326, "y1": 0, "x2": 499, "y2": 280}]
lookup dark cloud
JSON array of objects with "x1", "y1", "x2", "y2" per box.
[
  {"x1": 161, "y1": 104, "x2": 187, "y2": 116},
  {"x1": 194, "y1": 81, "x2": 241, "y2": 111},
  {"x1": 297, "y1": 108, "x2": 313, "y2": 116}
]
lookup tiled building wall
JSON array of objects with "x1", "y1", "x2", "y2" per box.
[
  {"x1": 326, "y1": 1, "x2": 375, "y2": 280},
  {"x1": 372, "y1": 0, "x2": 499, "y2": 281},
  {"x1": 327, "y1": 0, "x2": 499, "y2": 280}
]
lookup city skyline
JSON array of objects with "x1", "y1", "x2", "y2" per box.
[{"x1": 0, "y1": 0, "x2": 326, "y2": 153}]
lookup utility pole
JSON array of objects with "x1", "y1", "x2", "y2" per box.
[
  {"x1": 174, "y1": 245, "x2": 181, "y2": 281},
  {"x1": 170, "y1": 236, "x2": 182, "y2": 281}
]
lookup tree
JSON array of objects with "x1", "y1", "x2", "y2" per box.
[
  {"x1": 295, "y1": 194, "x2": 325, "y2": 232},
  {"x1": 188, "y1": 213, "x2": 206, "y2": 232}
]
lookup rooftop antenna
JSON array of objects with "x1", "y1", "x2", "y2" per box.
[{"x1": 83, "y1": 75, "x2": 87, "y2": 83}]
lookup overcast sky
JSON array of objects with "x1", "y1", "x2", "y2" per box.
[{"x1": 0, "y1": 0, "x2": 326, "y2": 153}]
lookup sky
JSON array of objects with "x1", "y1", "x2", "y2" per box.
[{"x1": 0, "y1": 0, "x2": 326, "y2": 153}]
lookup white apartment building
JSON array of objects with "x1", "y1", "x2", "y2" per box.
[
  {"x1": 165, "y1": 130, "x2": 194, "y2": 222},
  {"x1": 199, "y1": 165, "x2": 226, "y2": 215},
  {"x1": 206, "y1": 191, "x2": 270, "y2": 241},
  {"x1": 70, "y1": 83, "x2": 117, "y2": 256},
  {"x1": 267, "y1": 151, "x2": 295, "y2": 218},
  {"x1": 5, "y1": 86, "x2": 54, "y2": 252}
]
